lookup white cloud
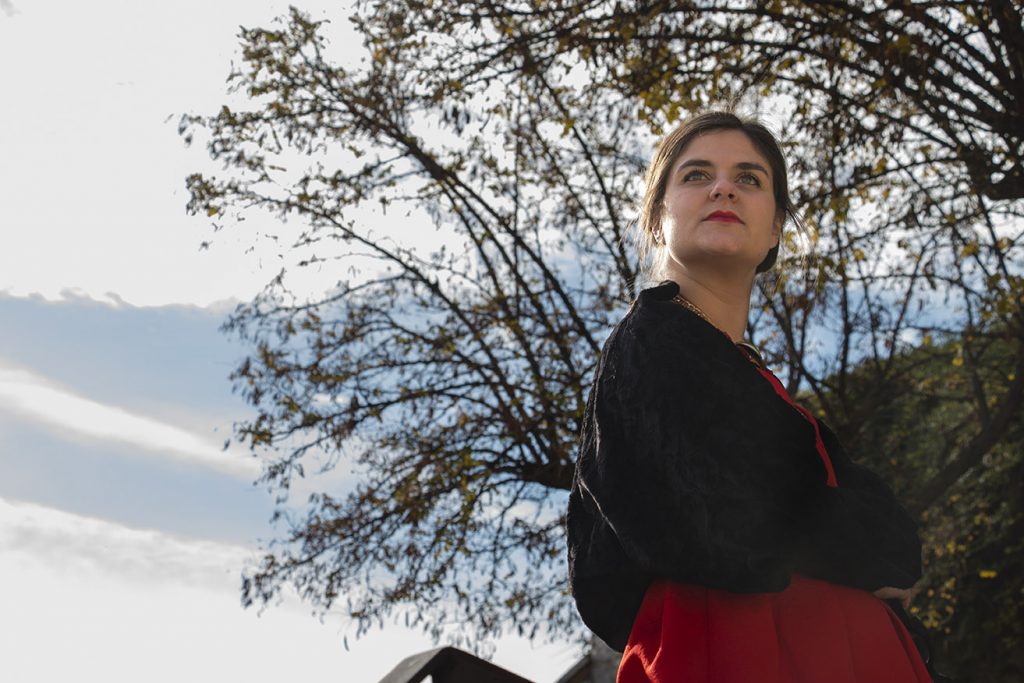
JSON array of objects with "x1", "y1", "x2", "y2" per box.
[
  {"x1": 0, "y1": 364, "x2": 258, "y2": 478},
  {"x1": 0, "y1": 496, "x2": 250, "y2": 588},
  {"x1": 0, "y1": 0, "x2": 355, "y2": 308},
  {"x1": 0, "y1": 498, "x2": 579, "y2": 682},
  {"x1": 0, "y1": 497, "x2": 412, "y2": 682}
]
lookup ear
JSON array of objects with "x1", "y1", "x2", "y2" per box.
[{"x1": 771, "y1": 212, "x2": 784, "y2": 247}]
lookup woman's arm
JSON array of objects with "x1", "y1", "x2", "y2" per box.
[{"x1": 794, "y1": 420, "x2": 923, "y2": 590}]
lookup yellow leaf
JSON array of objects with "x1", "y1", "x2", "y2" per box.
[
  {"x1": 979, "y1": 569, "x2": 998, "y2": 579},
  {"x1": 206, "y1": 206, "x2": 219, "y2": 217},
  {"x1": 853, "y1": 249, "x2": 866, "y2": 261},
  {"x1": 961, "y1": 241, "x2": 979, "y2": 257}
]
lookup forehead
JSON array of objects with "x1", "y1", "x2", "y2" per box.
[{"x1": 673, "y1": 129, "x2": 773, "y2": 173}]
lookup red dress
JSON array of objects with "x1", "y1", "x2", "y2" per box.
[{"x1": 617, "y1": 575, "x2": 933, "y2": 683}]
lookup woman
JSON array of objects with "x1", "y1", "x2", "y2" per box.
[{"x1": 566, "y1": 111, "x2": 933, "y2": 682}]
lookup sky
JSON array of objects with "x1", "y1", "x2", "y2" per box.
[{"x1": 0, "y1": 1, "x2": 581, "y2": 681}]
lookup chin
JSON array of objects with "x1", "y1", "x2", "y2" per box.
[
  {"x1": 695, "y1": 243, "x2": 752, "y2": 262},
  {"x1": 671, "y1": 253, "x2": 758, "y2": 277}
]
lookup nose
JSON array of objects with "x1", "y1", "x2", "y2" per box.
[{"x1": 710, "y1": 176, "x2": 736, "y2": 200}]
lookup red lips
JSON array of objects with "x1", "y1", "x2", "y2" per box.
[{"x1": 705, "y1": 210, "x2": 743, "y2": 223}]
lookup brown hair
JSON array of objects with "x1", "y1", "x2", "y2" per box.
[{"x1": 636, "y1": 111, "x2": 800, "y2": 282}]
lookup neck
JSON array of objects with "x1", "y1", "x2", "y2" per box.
[{"x1": 664, "y1": 264, "x2": 754, "y2": 342}]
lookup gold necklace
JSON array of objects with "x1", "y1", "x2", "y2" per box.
[
  {"x1": 669, "y1": 293, "x2": 766, "y2": 370},
  {"x1": 670, "y1": 293, "x2": 712, "y2": 324}
]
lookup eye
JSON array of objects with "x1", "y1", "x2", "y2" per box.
[
  {"x1": 738, "y1": 172, "x2": 762, "y2": 186},
  {"x1": 682, "y1": 169, "x2": 709, "y2": 182}
]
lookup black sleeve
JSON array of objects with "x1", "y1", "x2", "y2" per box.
[
  {"x1": 573, "y1": 304, "x2": 826, "y2": 593},
  {"x1": 794, "y1": 420, "x2": 923, "y2": 590}
]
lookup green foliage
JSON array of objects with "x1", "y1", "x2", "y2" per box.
[
  {"x1": 179, "y1": 0, "x2": 1024, "y2": 664},
  {"x1": 917, "y1": 444, "x2": 1023, "y2": 681},
  {"x1": 807, "y1": 330, "x2": 1023, "y2": 681}
]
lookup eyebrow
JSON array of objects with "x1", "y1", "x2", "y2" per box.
[{"x1": 675, "y1": 158, "x2": 771, "y2": 177}]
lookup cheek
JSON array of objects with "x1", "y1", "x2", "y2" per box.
[
  {"x1": 662, "y1": 193, "x2": 695, "y2": 226},
  {"x1": 659, "y1": 201, "x2": 676, "y2": 233}
]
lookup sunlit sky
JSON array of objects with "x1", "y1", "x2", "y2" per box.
[{"x1": 0, "y1": 1, "x2": 580, "y2": 680}]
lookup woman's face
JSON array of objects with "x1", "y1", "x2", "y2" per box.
[{"x1": 658, "y1": 129, "x2": 782, "y2": 277}]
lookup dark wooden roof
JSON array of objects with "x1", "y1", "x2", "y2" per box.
[{"x1": 378, "y1": 646, "x2": 535, "y2": 683}]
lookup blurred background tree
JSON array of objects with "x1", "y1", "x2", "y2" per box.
[{"x1": 179, "y1": 1, "x2": 1022, "y2": 679}]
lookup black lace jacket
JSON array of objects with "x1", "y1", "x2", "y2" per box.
[{"x1": 566, "y1": 281, "x2": 922, "y2": 651}]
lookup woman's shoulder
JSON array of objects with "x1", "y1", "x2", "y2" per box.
[
  {"x1": 608, "y1": 280, "x2": 690, "y2": 337},
  {"x1": 638, "y1": 279, "x2": 681, "y2": 302},
  {"x1": 604, "y1": 280, "x2": 719, "y2": 358},
  {"x1": 592, "y1": 283, "x2": 749, "y2": 401},
  {"x1": 629, "y1": 279, "x2": 684, "y2": 317}
]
